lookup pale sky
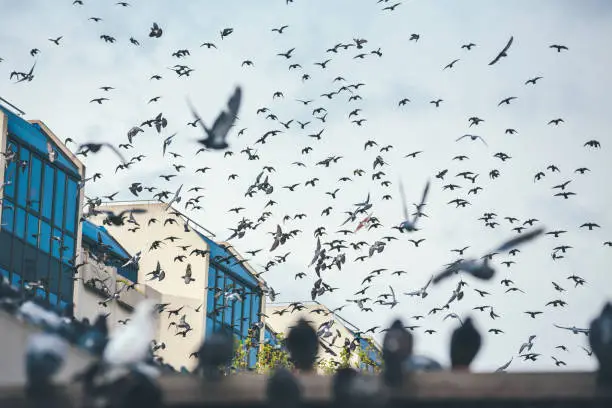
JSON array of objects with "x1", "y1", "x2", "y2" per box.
[{"x1": 1, "y1": 0, "x2": 611, "y2": 372}]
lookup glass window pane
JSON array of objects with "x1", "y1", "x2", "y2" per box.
[
  {"x1": 42, "y1": 164, "x2": 54, "y2": 220},
  {"x1": 26, "y1": 213, "x2": 39, "y2": 246},
  {"x1": 11, "y1": 272, "x2": 22, "y2": 289},
  {"x1": 48, "y1": 292, "x2": 58, "y2": 306},
  {"x1": 15, "y1": 207, "x2": 26, "y2": 239},
  {"x1": 1, "y1": 203, "x2": 14, "y2": 233},
  {"x1": 233, "y1": 284, "x2": 243, "y2": 334},
  {"x1": 3, "y1": 143, "x2": 17, "y2": 198},
  {"x1": 59, "y1": 263, "x2": 73, "y2": 304},
  {"x1": 51, "y1": 228, "x2": 62, "y2": 259},
  {"x1": 54, "y1": 171, "x2": 66, "y2": 228},
  {"x1": 0, "y1": 267, "x2": 8, "y2": 280},
  {"x1": 242, "y1": 293, "x2": 251, "y2": 337},
  {"x1": 17, "y1": 147, "x2": 30, "y2": 207},
  {"x1": 251, "y1": 295, "x2": 261, "y2": 324},
  {"x1": 48, "y1": 260, "x2": 59, "y2": 295},
  {"x1": 62, "y1": 235, "x2": 74, "y2": 264},
  {"x1": 28, "y1": 156, "x2": 42, "y2": 212},
  {"x1": 64, "y1": 179, "x2": 77, "y2": 233},
  {"x1": 39, "y1": 221, "x2": 51, "y2": 253}
]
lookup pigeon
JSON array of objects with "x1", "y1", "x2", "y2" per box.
[{"x1": 189, "y1": 86, "x2": 242, "y2": 150}]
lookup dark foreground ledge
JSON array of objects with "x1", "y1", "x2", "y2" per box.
[{"x1": 1, "y1": 372, "x2": 611, "y2": 408}]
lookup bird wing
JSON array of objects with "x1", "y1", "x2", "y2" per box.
[
  {"x1": 208, "y1": 86, "x2": 242, "y2": 145},
  {"x1": 398, "y1": 180, "x2": 409, "y2": 221},
  {"x1": 494, "y1": 227, "x2": 545, "y2": 252}
]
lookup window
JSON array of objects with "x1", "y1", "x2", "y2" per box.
[
  {"x1": 17, "y1": 147, "x2": 29, "y2": 207},
  {"x1": 47, "y1": 261, "x2": 59, "y2": 297},
  {"x1": 64, "y1": 179, "x2": 77, "y2": 233},
  {"x1": 3, "y1": 143, "x2": 16, "y2": 198},
  {"x1": 28, "y1": 156, "x2": 42, "y2": 213},
  {"x1": 51, "y1": 227, "x2": 62, "y2": 259},
  {"x1": 26, "y1": 213, "x2": 38, "y2": 246},
  {"x1": 59, "y1": 263, "x2": 73, "y2": 304},
  {"x1": 54, "y1": 171, "x2": 65, "y2": 228},
  {"x1": 1, "y1": 203, "x2": 14, "y2": 233},
  {"x1": 39, "y1": 221, "x2": 51, "y2": 253},
  {"x1": 62, "y1": 235, "x2": 74, "y2": 264},
  {"x1": 233, "y1": 283, "x2": 243, "y2": 334},
  {"x1": 42, "y1": 164, "x2": 54, "y2": 220},
  {"x1": 242, "y1": 293, "x2": 252, "y2": 337},
  {"x1": 15, "y1": 207, "x2": 26, "y2": 239}
]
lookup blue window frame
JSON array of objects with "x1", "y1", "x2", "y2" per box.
[
  {"x1": 233, "y1": 283, "x2": 243, "y2": 334},
  {"x1": 42, "y1": 164, "x2": 54, "y2": 220},
  {"x1": 53, "y1": 171, "x2": 65, "y2": 228},
  {"x1": 1, "y1": 203, "x2": 14, "y2": 233},
  {"x1": 15, "y1": 207, "x2": 26, "y2": 239},
  {"x1": 28, "y1": 156, "x2": 42, "y2": 212},
  {"x1": 242, "y1": 293, "x2": 251, "y2": 337},
  {"x1": 26, "y1": 213, "x2": 38, "y2": 246},
  {"x1": 64, "y1": 179, "x2": 77, "y2": 233},
  {"x1": 16, "y1": 147, "x2": 29, "y2": 207}
]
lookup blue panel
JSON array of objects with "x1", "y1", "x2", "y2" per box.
[
  {"x1": 39, "y1": 221, "x2": 51, "y2": 253},
  {"x1": 17, "y1": 147, "x2": 29, "y2": 207},
  {"x1": 28, "y1": 156, "x2": 42, "y2": 212},
  {"x1": 0, "y1": 106, "x2": 80, "y2": 176},
  {"x1": 26, "y1": 213, "x2": 38, "y2": 246},
  {"x1": 1, "y1": 203, "x2": 14, "y2": 233},
  {"x1": 48, "y1": 292, "x2": 58, "y2": 306},
  {"x1": 62, "y1": 235, "x2": 74, "y2": 264},
  {"x1": 64, "y1": 179, "x2": 77, "y2": 233},
  {"x1": 0, "y1": 268, "x2": 8, "y2": 280},
  {"x1": 3, "y1": 143, "x2": 16, "y2": 198},
  {"x1": 41, "y1": 164, "x2": 54, "y2": 220},
  {"x1": 15, "y1": 207, "x2": 26, "y2": 239},
  {"x1": 51, "y1": 227, "x2": 62, "y2": 259},
  {"x1": 53, "y1": 171, "x2": 65, "y2": 228}
]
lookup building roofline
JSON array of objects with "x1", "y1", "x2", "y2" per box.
[
  {"x1": 0, "y1": 96, "x2": 25, "y2": 116},
  {"x1": 265, "y1": 300, "x2": 381, "y2": 349},
  {"x1": 28, "y1": 120, "x2": 85, "y2": 176},
  {"x1": 97, "y1": 200, "x2": 216, "y2": 238}
]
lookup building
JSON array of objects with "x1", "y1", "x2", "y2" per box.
[
  {"x1": 86, "y1": 201, "x2": 267, "y2": 370},
  {"x1": 0, "y1": 100, "x2": 85, "y2": 311},
  {"x1": 265, "y1": 301, "x2": 382, "y2": 373}
]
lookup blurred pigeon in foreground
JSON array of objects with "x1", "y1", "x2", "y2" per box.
[
  {"x1": 450, "y1": 317, "x2": 481, "y2": 370},
  {"x1": 382, "y1": 319, "x2": 413, "y2": 387},
  {"x1": 267, "y1": 367, "x2": 301, "y2": 408},
  {"x1": 25, "y1": 332, "x2": 68, "y2": 395},
  {"x1": 189, "y1": 86, "x2": 242, "y2": 150},
  {"x1": 590, "y1": 302, "x2": 612, "y2": 383},
  {"x1": 196, "y1": 329, "x2": 234, "y2": 380}
]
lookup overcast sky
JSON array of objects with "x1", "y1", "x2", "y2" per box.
[{"x1": 1, "y1": 0, "x2": 611, "y2": 372}]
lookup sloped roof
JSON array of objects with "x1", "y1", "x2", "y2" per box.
[{"x1": 81, "y1": 219, "x2": 132, "y2": 261}]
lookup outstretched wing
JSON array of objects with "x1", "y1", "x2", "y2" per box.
[
  {"x1": 209, "y1": 86, "x2": 242, "y2": 145},
  {"x1": 398, "y1": 180, "x2": 409, "y2": 220},
  {"x1": 495, "y1": 227, "x2": 545, "y2": 252}
]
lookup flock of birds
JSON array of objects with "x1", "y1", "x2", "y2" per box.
[{"x1": 1, "y1": 0, "x2": 610, "y2": 374}]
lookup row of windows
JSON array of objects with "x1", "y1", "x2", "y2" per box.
[
  {"x1": 206, "y1": 263, "x2": 262, "y2": 368},
  {"x1": 0, "y1": 231, "x2": 74, "y2": 305},
  {"x1": 4, "y1": 138, "x2": 79, "y2": 235},
  {"x1": 0, "y1": 267, "x2": 69, "y2": 310},
  {"x1": 1, "y1": 136, "x2": 81, "y2": 307}
]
